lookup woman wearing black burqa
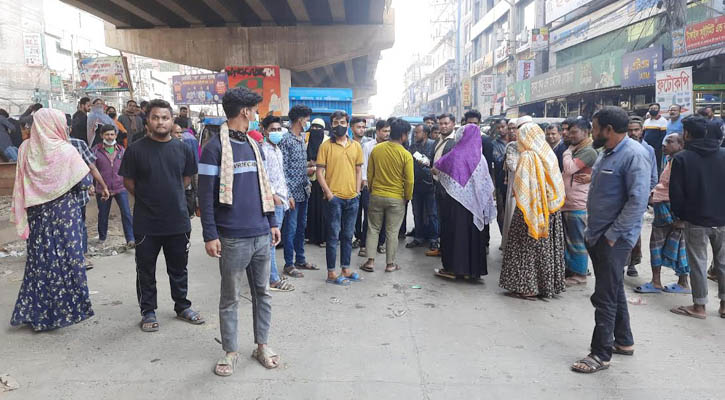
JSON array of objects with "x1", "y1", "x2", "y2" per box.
[{"x1": 305, "y1": 123, "x2": 328, "y2": 246}]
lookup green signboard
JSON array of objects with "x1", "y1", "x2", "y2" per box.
[{"x1": 509, "y1": 49, "x2": 625, "y2": 106}]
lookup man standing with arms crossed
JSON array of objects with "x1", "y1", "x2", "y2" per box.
[
  {"x1": 119, "y1": 99, "x2": 203, "y2": 333},
  {"x1": 571, "y1": 106, "x2": 650, "y2": 373},
  {"x1": 198, "y1": 88, "x2": 282, "y2": 376},
  {"x1": 316, "y1": 114, "x2": 364, "y2": 285}
]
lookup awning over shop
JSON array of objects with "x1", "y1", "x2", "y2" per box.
[{"x1": 664, "y1": 47, "x2": 725, "y2": 67}]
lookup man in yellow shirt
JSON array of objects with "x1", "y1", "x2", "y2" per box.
[
  {"x1": 316, "y1": 111, "x2": 364, "y2": 285},
  {"x1": 360, "y1": 118, "x2": 414, "y2": 273}
]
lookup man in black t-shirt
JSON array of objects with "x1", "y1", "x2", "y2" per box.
[{"x1": 119, "y1": 99, "x2": 202, "y2": 332}]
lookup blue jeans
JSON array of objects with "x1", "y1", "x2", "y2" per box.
[
  {"x1": 411, "y1": 188, "x2": 438, "y2": 241},
  {"x1": 269, "y1": 205, "x2": 285, "y2": 284},
  {"x1": 96, "y1": 191, "x2": 134, "y2": 243},
  {"x1": 324, "y1": 196, "x2": 359, "y2": 271},
  {"x1": 3, "y1": 146, "x2": 18, "y2": 162},
  {"x1": 282, "y1": 199, "x2": 308, "y2": 267}
]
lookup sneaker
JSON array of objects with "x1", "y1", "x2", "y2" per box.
[
  {"x1": 358, "y1": 247, "x2": 367, "y2": 258},
  {"x1": 352, "y1": 239, "x2": 361, "y2": 249},
  {"x1": 626, "y1": 265, "x2": 638, "y2": 277}
]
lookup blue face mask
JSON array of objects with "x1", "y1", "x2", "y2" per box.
[
  {"x1": 249, "y1": 120, "x2": 260, "y2": 132},
  {"x1": 304, "y1": 121, "x2": 311, "y2": 131},
  {"x1": 268, "y1": 131, "x2": 284, "y2": 144}
]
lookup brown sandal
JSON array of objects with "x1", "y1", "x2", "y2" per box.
[
  {"x1": 385, "y1": 263, "x2": 400, "y2": 273},
  {"x1": 360, "y1": 259, "x2": 374, "y2": 272}
]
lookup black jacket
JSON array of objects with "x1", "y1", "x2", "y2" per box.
[
  {"x1": 670, "y1": 137, "x2": 725, "y2": 227},
  {"x1": 70, "y1": 111, "x2": 87, "y2": 143},
  {"x1": 409, "y1": 138, "x2": 436, "y2": 190}
]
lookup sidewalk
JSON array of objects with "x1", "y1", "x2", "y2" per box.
[{"x1": 1, "y1": 217, "x2": 723, "y2": 399}]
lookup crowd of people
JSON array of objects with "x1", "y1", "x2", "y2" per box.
[{"x1": 6, "y1": 87, "x2": 725, "y2": 376}]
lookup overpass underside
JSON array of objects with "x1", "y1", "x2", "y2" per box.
[{"x1": 62, "y1": 0, "x2": 395, "y2": 113}]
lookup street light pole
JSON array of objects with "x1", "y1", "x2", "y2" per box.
[{"x1": 455, "y1": 0, "x2": 462, "y2": 119}]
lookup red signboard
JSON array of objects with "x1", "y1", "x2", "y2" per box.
[
  {"x1": 225, "y1": 65, "x2": 282, "y2": 116},
  {"x1": 685, "y1": 15, "x2": 725, "y2": 53}
]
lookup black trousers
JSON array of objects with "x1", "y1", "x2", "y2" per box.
[
  {"x1": 586, "y1": 237, "x2": 634, "y2": 362},
  {"x1": 135, "y1": 233, "x2": 192, "y2": 315}
]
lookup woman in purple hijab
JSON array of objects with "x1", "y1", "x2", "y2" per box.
[{"x1": 432, "y1": 124, "x2": 497, "y2": 280}]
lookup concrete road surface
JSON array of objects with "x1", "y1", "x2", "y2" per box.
[{"x1": 1, "y1": 216, "x2": 723, "y2": 400}]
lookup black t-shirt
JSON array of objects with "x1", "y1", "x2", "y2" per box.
[{"x1": 119, "y1": 136, "x2": 198, "y2": 236}]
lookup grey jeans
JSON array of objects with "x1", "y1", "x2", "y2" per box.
[
  {"x1": 685, "y1": 223, "x2": 725, "y2": 305},
  {"x1": 219, "y1": 235, "x2": 271, "y2": 352}
]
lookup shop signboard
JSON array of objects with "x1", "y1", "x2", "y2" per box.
[
  {"x1": 494, "y1": 43, "x2": 509, "y2": 65},
  {"x1": 549, "y1": 0, "x2": 663, "y2": 52},
  {"x1": 480, "y1": 75, "x2": 495, "y2": 95},
  {"x1": 517, "y1": 60, "x2": 535, "y2": 81},
  {"x1": 50, "y1": 74, "x2": 62, "y2": 94},
  {"x1": 685, "y1": 15, "x2": 725, "y2": 54},
  {"x1": 225, "y1": 65, "x2": 282, "y2": 116},
  {"x1": 23, "y1": 33, "x2": 43, "y2": 66},
  {"x1": 655, "y1": 66, "x2": 693, "y2": 116},
  {"x1": 506, "y1": 80, "x2": 531, "y2": 106},
  {"x1": 531, "y1": 28, "x2": 549, "y2": 51},
  {"x1": 462, "y1": 79, "x2": 472, "y2": 107},
  {"x1": 621, "y1": 45, "x2": 662, "y2": 88},
  {"x1": 172, "y1": 72, "x2": 229, "y2": 105},
  {"x1": 77, "y1": 56, "x2": 131, "y2": 92},
  {"x1": 545, "y1": 0, "x2": 591, "y2": 24},
  {"x1": 530, "y1": 49, "x2": 623, "y2": 102},
  {"x1": 671, "y1": 28, "x2": 687, "y2": 57}
]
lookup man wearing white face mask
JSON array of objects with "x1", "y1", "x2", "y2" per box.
[{"x1": 261, "y1": 115, "x2": 294, "y2": 292}]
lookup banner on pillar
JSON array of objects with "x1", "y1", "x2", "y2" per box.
[
  {"x1": 655, "y1": 66, "x2": 693, "y2": 116},
  {"x1": 462, "y1": 79, "x2": 472, "y2": 108},
  {"x1": 225, "y1": 65, "x2": 282, "y2": 116},
  {"x1": 78, "y1": 56, "x2": 131, "y2": 92},
  {"x1": 172, "y1": 73, "x2": 229, "y2": 105}
]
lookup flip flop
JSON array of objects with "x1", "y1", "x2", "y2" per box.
[
  {"x1": 670, "y1": 306, "x2": 706, "y2": 320},
  {"x1": 662, "y1": 283, "x2": 692, "y2": 294},
  {"x1": 177, "y1": 308, "x2": 205, "y2": 325},
  {"x1": 342, "y1": 271, "x2": 363, "y2": 281},
  {"x1": 434, "y1": 268, "x2": 455, "y2": 280},
  {"x1": 385, "y1": 264, "x2": 400, "y2": 273},
  {"x1": 295, "y1": 262, "x2": 320, "y2": 270},
  {"x1": 633, "y1": 282, "x2": 662, "y2": 294},
  {"x1": 611, "y1": 345, "x2": 634, "y2": 356},
  {"x1": 326, "y1": 276, "x2": 350, "y2": 286},
  {"x1": 504, "y1": 292, "x2": 538, "y2": 301}
]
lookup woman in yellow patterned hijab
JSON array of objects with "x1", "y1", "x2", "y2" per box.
[
  {"x1": 499, "y1": 120, "x2": 567, "y2": 300},
  {"x1": 513, "y1": 122, "x2": 566, "y2": 239}
]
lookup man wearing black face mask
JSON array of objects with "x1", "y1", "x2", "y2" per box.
[
  {"x1": 106, "y1": 106, "x2": 128, "y2": 147},
  {"x1": 643, "y1": 103, "x2": 668, "y2": 174},
  {"x1": 316, "y1": 114, "x2": 364, "y2": 285}
]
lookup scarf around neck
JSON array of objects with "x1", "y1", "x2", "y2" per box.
[{"x1": 218, "y1": 122, "x2": 274, "y2": 214}]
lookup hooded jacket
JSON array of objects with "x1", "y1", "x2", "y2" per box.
[{"x1": 669, "y1": 126, "x2": 725, "y2": 226}]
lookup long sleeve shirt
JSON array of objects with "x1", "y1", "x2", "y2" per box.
[
  {"x1": 198, "y1": 136, "x2": 276, "y2": 242},
  {"x1": 585, "y1": 136, "x2": 651, "y2": 247},
  {"x1": 278, "y1": 132, "x2": 309, "y2": 202},
  {"x1": 408, "y1": 138, "x2": 435, "y2": 191},
  {"x1": 361, "y1": 139, "x2": 379, "y2": 181},
  {"x1": 561, "y1": 145, "x2": 597, "y2": 211},
  {"x1": 261, "y1": 141, "x2": 289, "y2": 210},
  {"x1": 367, "y1": 141, "x2": 414, "y2": 201},
  {"x1": 638, "y1": 140, "x2": 659, "y2": 190}
]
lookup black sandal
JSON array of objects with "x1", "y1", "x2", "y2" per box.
[
  {"x1": 611, "y1": 345, "x2": 634, "y2": 356},
  {"x1": 571, "y1": 354, "x2": 609, "y2": 374},
  {"x1": 140, "y1": 312, "x2": 159, "y2": 332}
]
